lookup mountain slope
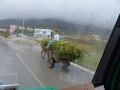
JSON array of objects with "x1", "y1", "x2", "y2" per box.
[{"x1": 0, "y1": 19, "x2": 77, "y2": 32}]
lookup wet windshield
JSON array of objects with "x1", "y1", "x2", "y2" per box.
[{"x1": 0, "y1": 0, "x2": 120, "y2": 89}]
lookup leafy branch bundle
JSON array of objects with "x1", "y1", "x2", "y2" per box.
[{"x1": 40, "y1": 39, "x2": 86, "y2": 62}]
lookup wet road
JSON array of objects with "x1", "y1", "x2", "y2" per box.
[
  {"x1": 0, "y1": 37, "x2": 43, "y2": 88},
  {"x1": 0, "y1": 36, "x2": 94, "y2": 89}
]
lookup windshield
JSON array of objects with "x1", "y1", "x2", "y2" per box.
[{"x1": 0, "y1": 0, "x2": 120, "y2": 89}]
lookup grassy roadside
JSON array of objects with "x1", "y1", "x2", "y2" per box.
[
  {"x1": 0, "y1": 33, "x2": 10, "y2": 38},
  {"x1": 82, "y1": 55, "x2": 100, "y2": 68}
]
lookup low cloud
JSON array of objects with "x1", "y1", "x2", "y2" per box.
[{"x1": 0, "y1": 0, "x2": 120, "y2": 28}]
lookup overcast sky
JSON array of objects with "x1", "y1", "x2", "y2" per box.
[{"x1": 0, "y1": 0, "x2": 120, "y2": 28}]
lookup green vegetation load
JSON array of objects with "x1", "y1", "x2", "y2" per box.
[
  {"x1": 40, "y1": 38, "x2": 51, "y2": 48},
  {"x1": 40, "y1": 38, "x2": 86, "y2": 62}
]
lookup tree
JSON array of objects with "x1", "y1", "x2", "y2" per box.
[{"x1": 14, "y1": 28, "x2": 22, "y2": 33}]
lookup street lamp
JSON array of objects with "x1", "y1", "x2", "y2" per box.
[{"x1": 20, "y1": 11, "x2": 25, "y2": 35}]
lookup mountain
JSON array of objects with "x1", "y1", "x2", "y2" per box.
[
  {"x1": 0, "y1": 19, "x2": 111, "y2": 35},
  {"x1": 0, "y1": 19, "x2": 77, "y2": 33}
]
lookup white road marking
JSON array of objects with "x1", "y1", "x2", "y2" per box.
[
  {"x1": 71, "y1": 62, "x2": 95, "y2": 74},
  {"x1": 15, "y1": 52, "x2": 44, "y2": 87}
]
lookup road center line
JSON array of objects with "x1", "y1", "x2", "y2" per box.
[{"x1": 15, "y1": 52, "x2": 44, "y2": 87}]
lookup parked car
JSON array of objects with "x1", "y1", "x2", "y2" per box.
[
  {"x1": 19, "y1": 34, "x2": 26, "y2": 38},
  {"x1": 34, "y1": 35, "x2": 39, "y2": 39},
  {"x1": 15, "y1": 33, "x2": 19, "y2": 37},
  {"x1": 28, "y1": 34, "x2": 34, "y2": 37},
  {"x1": 59, "y1": 35, "x2": 67, "y2": 40}
]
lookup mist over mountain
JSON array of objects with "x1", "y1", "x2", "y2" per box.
[
  {"x1": 0, "y1": 19, "x2": 78, "y2": 32},
  {"x1": 0, "y1": 18, "x2": 112, "y2": 36}
]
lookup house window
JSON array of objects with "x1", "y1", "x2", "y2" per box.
[{"x1": 42, "y1": 31, "x2": 46, "y2": 34}]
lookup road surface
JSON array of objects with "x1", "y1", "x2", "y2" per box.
[
  {"x1": 0, "y1": 36, "x2": 43, "y2": 88},
  {"x1": 0, "y1": 36, "x2": 94, "y2": 89}
]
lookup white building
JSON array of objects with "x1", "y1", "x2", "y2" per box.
[
  {"x1": 19, "y1": 26, "x2": 22, "y2": 29},
  {"x1": 93, "y1": 35, "x2": 101, "y2": 41},
  {"x1": 27, "y1": 27, "x2": 33, "y2": 31},
  {"x1": 10, "y1": 25, "x2": 17, "y2": 29},
  {"x1": 0, "y1": 28, "x2": 6, "y2": 32},
  {"x1": 19, "y1": 26, "x2": 25, "y2": 30},
  {"x1": 34, "y1": 29, "x2": 52, "y2": 37}
]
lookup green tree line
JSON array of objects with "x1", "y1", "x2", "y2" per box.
[{"x1": 15, "y1": 28, "x2": 34, "y2": 35}]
